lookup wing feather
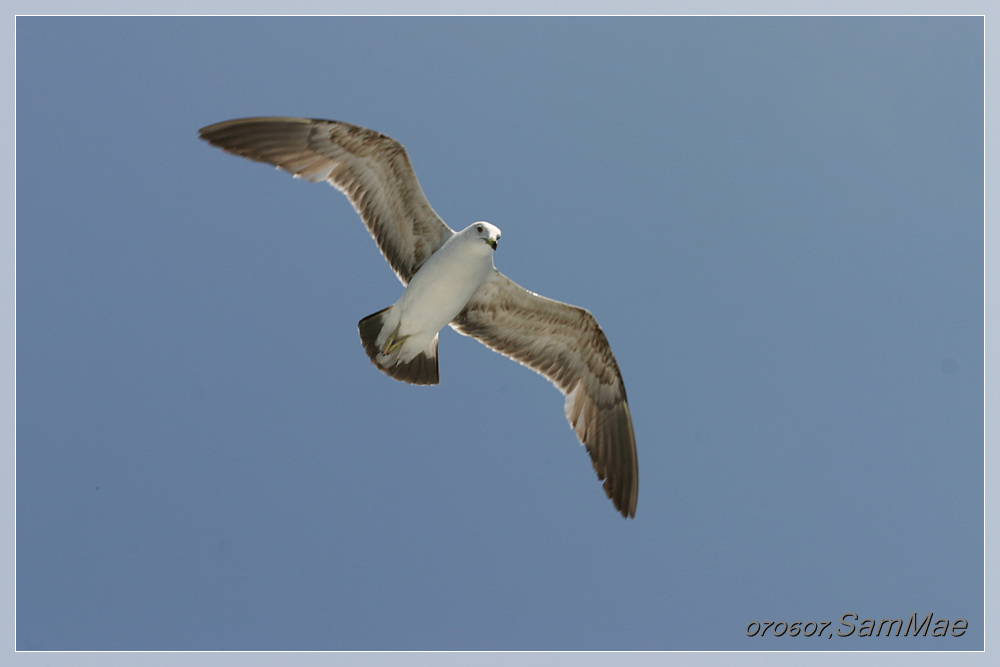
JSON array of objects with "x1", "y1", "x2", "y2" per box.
[
  {"x1": 452, "y1": 272, "x2": 638, "y2": 518},
  {"x1": 199, "y1": 117, "x2": 453, "y2": 283}
]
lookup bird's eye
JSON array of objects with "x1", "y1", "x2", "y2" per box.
[{"x1": 477, "y1": 225, "x2": 483, "y2": 233}]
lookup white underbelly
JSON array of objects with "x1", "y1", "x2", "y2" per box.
[{"x1": 394, "y1": 242, "x2": 493, "y2": 336}]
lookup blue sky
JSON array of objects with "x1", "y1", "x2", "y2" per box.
[{"x1": 15, "y1": 16, "x2": 983, "y2": 653}]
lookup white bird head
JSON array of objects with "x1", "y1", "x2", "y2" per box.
[{"x1": 465, "y1": 221, "x2": 501, "y2": 250}]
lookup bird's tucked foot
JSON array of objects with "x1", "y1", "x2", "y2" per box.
[{"x1": 381, "y1": 322, "x2": 410, "y2": 355}]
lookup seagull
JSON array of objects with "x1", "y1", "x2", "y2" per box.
[{"x1": 199, "y1": 117, "x2": 638, "y2": 518}]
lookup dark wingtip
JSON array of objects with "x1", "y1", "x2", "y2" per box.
[{"x1": 600, "y1": 470, "x2": 637, "y2": 519}]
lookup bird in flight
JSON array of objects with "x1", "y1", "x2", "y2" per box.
[{"x1": 199, "y1": 117, "x2": 638, "y2": 517}]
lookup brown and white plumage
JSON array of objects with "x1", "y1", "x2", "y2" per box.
[
  {"x1": 199, "y1": 117, "x2": 638, "y2": 518},
  {"x1": 199, "y1": 117, "x2": 450, "y2": 284}
]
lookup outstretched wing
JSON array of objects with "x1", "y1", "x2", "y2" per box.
[
  {"x1": 451, "y1": 272, "x2": 638, "y2": 518},
  {"x1": 199, "y1": 117, "x2": 453, "y2": 284}
]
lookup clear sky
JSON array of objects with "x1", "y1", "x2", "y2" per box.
[{"x1": 15, "y1": 15, "x2": 983, "y2": 653}]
